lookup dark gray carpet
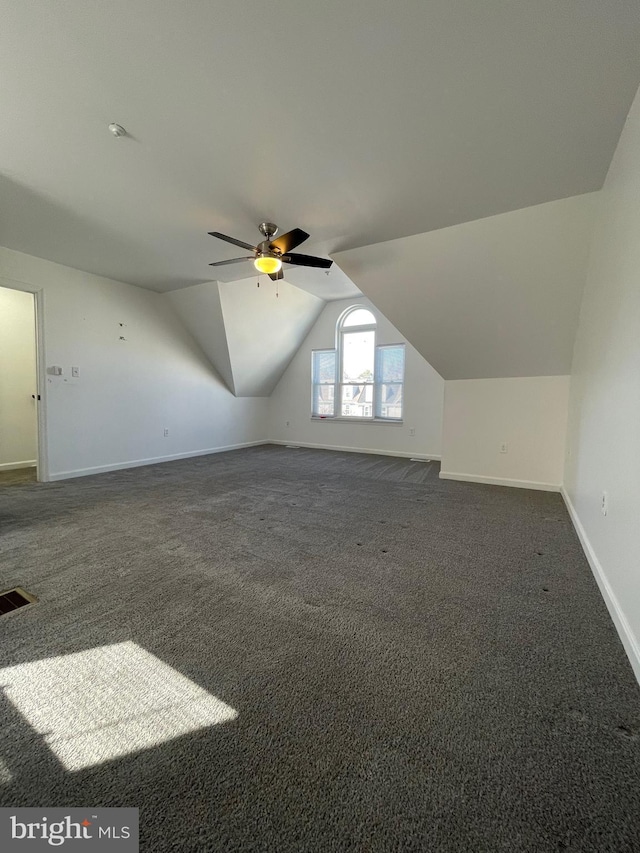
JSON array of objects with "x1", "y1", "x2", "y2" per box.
[{"x1": 0, "y1": 445, "x2": 639, "y2": 852}]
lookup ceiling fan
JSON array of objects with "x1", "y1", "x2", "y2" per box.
[{"x1": 208, "y1": 222, "x2": 333, "y2": 281}]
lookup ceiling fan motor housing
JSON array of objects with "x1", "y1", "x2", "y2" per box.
[{"x1": 257, "y1": 240, "x2": 282, "y2": 259}]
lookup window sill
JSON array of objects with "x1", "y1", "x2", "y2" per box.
[{"x1": 310, "y1": 417, "x2": 403, "y2": 426}]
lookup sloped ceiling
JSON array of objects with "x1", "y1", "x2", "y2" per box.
[
  {"x1": 334, "y1": 194, "x2": 598, "y2": 380},
  {"x1": 166, "y1": 277, "x2": 324, "y2": 396},
  {"x1": 165, "y1": 282, "x2": 234, "y2": 392},
  {"x1": 1, "y1": 2, "x2": 639, "y2": 295}
]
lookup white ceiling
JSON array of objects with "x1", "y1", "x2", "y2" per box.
[
  {"x1": 1, "y1": 0, "x2": 639, "y2": 299},
  {"x1": 167, "y1": 277, "x2": 324, "y2": 396},
  {"x1": 335, "y1": 194, "x2": 598, "y2": 379}
]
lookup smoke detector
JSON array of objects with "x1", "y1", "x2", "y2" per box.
[{"x1": 108, "y1": 123, "x2": 127, "y2": 138}]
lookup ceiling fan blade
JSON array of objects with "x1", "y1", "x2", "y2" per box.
[
  {"x1": 208, "y1": 257, "x2": 253, "y2": 267},
  {"x1": 283, "y1": 253, "x2": 333, "y2": 269},
  {"x1": 268, "y1": 270, "x2": 284, "y2": 281},
  {"x1": 270, "y1": 228, "x2": 310, "y2": 254},
  {"x1": 208, "y1": 232, "x2": 256, "y2": 253}
]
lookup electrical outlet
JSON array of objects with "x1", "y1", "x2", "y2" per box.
[
  {"x1": 163, "y1": 428, "x2": 169, "y2": 437},
  {"x1": 409, "y1": 428, "x2": 415, "y2": 436},
  {"x1": 601, "y1": 491, "x2": 608, "y2": 517},
  {"x1": 500, "y1": 442, "x2": 508, "y2": 454}
]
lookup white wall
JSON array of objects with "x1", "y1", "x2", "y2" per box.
[
  {"x1": 441, "y1": 376, "x2": 570, "y2": 490},
  {"x1": 166, "y1": 281, "x2": 235, "y2": 392},
  {"x1": 0, "y1": 286, "x2": 37, "y2": 469},
  {"x1": 269, "y1": 298, "x2": 444, "y2": 458},
  {"x1": 167, "y1": 278, "x2": 325, "y2": 397},
  {"x1": 217, "y1": 278, "x2": 324, "y2": 397},
  {"x1": 0, "y1": 247, "x2": 268, "y2": 480},
  {"x1": 564, "y1": 86, "x2": 640, "y2": 682}
]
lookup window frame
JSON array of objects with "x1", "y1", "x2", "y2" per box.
[
  {"x1": 374, "y1": 343, "x2": 405, "y2": 422},
  {"x1": 311, "y1": 348, "x2": 337, "y2": 418},
  {"x1": 310, "y1": 306, "x2": 405, "y2": 424}
]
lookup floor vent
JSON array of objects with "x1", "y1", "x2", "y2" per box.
[{"x1": 0, "y1": 587, "x2": 37, "y2": 616}]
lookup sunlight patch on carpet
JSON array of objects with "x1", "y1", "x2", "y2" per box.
[{"x1": 0, "y1": 641, "x2": 237, "y2": 771}]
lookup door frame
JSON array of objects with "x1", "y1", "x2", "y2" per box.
[{"x1": 0, "y1": 275, "x2": 49, "y2": 482}]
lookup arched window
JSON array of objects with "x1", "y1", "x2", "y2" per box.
[{"x1": 312, "y1": 306, "x2": 405, "y2": 421}]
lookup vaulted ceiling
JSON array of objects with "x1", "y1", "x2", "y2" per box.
[
  {"x1": 1, "y1": 0, "x2": 639, "y2": 299},
  {"x1": 2, "y1": 2, "x2": 640, "y2": 388},
  {"x1": 166, "y1": 278, "x2": 324, "y2": 396},
  {"x1": 335, "y1": 194, "x2": 598, "y2": 379}
]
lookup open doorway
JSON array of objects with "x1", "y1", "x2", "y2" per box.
[{"x1": 0, "y1": 285, "x2": 39, "y2": 486}]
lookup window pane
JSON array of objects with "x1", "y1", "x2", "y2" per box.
[
  {"x1": 376, "y1": 345, "x2": 405, "y2": 383},
  {"x1": 341, "y1": 384, "x2": 373, "y2": 418},
  {"x1": 377, "y1": 383, "x2": 403, "y2": 419},
  {"x1": 313, "y1": 384, "x2": 335, "y2": 416},
  {"x1": 342, "y1": 332, "x2": 375, "y2": 382},
  {"x1": 342, "y1": 308, "x2": 376, "y2": 327},
  {"x1": 312, "y1": 349, "x2": 336, "y2": 384}
]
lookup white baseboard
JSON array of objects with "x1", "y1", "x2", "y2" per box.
[
  {"x1": 561, "y1": 486, "x2": 640, "y2": 685},
  {"x1": 48, "y1": 441, "x2": 268, "y2": 481},
  {"x1": 439, "y1": 470, "x2": 560, "y2": 492},
  {"x1": 269, "y1": 440, "x2": 440, "y2": 461},
  {"x1": 0, "y1": 460, "x2": 37, "y2": 471}
]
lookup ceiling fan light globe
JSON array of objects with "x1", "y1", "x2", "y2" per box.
[{"x1": 254, "y1": 255, "x2": 282, "y2": 275}]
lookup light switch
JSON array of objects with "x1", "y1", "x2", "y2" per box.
[{"x1": 71, "y1": 366, "x2": 80, "y2": 378}]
